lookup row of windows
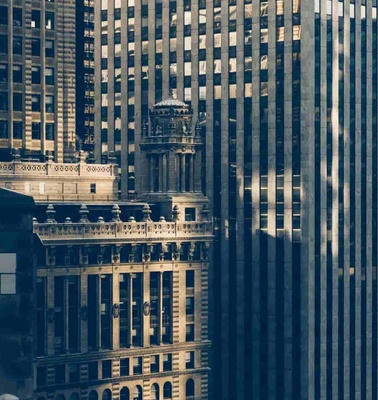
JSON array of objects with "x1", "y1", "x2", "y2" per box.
[
  {"x1": 0, "y1": 7, "x2": 54, "y2": 30},
  {"x1": 0, "y1": 121, "x2": 54, "y2": 140},
  {"x1": 0, "y1": 93, "x2": 55, "y2": 112},
  {"x1": 0, "y1": 36, "x2": 55, "y2": 57},
  {"x1": 37, "y1": 353, "x2": 195, "y2": 386},
  {"x1": 0, "y1": 64, "x2": 54, "y2": 85}
]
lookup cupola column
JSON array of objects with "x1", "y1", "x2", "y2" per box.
[
  {"x1": 194, "y1": 151, "x2": 202, "y2": 193},
  {"x1": 189, "y1": 154, "x2": 194, "y2": 192},
  {"x1": 168, "y1": 151, "x2": 177, "y2": 192},
  {"x1": 149, "y1": 155, "x2": 154, "y2": 192},
  {"x1": 162, "y1": 154, "x2": 168, "y2": 193},
  {"x1": 159, "y1": 154, "x2": 164, "y2": 192},
  {"x1": 180, "y1": 153, "x2": 186, "y2": 192}
]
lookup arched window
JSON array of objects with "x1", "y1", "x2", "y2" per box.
[
  {"x1": 151, "y1": 383, "x2": 159, "y2": 400},
  {"x1": 89, "y1": 391, "x2": 98, "y2": 400},
  {"x1": 70, "y1": 394, "x2": 79, "y2": 400},
  {"x1": 163, "y1": 382, "x2": 172, "y2": 399},
  {"x1": 120, "y1": 388, "x2": 130, "y2": 400},
  {"x1": 102, "y1": 389, "x2": 112, "y2": 400},
  {"x1": 133, "y1": 385, "x2": 142, "y2": 400},
  {"x1": 185, "y1": 379, "x2": 195, "y2": 399}
]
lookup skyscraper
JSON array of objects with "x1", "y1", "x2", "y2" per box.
[
  {"x1": 95, "y1": 0, "x2": 378, "y2": 398},
  {"x1": 0, "y1": 0, "x2": 77, "y2": 162}
]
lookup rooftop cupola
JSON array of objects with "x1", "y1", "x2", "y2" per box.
[{"x1": 139, "y1": 93, "x2": 202, "y2": 195}]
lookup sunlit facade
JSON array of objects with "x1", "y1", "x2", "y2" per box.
[
  {"x1": 0, "y1": 0, "x2": 76, "y2": 162},
  {"x1": 95, "y1": 0, "x2": 378, "y2": 398}
]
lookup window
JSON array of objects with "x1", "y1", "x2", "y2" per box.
[
  {"x1": 0, "y1": 35, "x2": 7, "y2": 54},
  {"x1": 32, "y1": 95, "x2": 41, "y2": 112},
  {"x1": 151, "y1": 384, "x2": 159, "y2": 400},
  {"x1": 185, "y1": 351, "x2": 194, "y2": 369},
  {"x1": 46, "y1": 12, "x2": 54, "y2": 30},
  {"x1": 0, "y1": 64, "x2": 7, "y2": 83},
  {"x1": 185, "y1": 379, "x2": 194, "y2": 398},
  {"x1": 45, "y1": 95, "x2": 55, "y2": 113},
  {"x1": 46, "y1": 40, "x2": 55, "y2": 57},
  {"x1": 186, "y1": 324, "x2": 194, "y2": 342},
  {"x1": 90, "y1": 183, "x2": 96, "y2": 193},
  {"x1": 13, "y1": 65, "x2": 22, "y2": 83},
  {"x1": 102, "y1": 389, "x2": 111, "y2": 400},
  {"x1": 32, "y1": 66, "x2": 41, "y2": 84},
  {"x1": 0, "y1": 121, "x2": 8, "y2": 138},
  {"x1": 32, "y1": 39, "x2": 41, "y2": 56},
  {"x1": 186, "y1": 270, "x2": 194, "y2": 291},
  {"x1": 32, "y1": 122, "x2": 41, "y2": 139},
  {"x1": 13, "y1": 8, "x2": 22, "y2": 27},
  {"x1": 120, "y1": 358, "x2": 129, "y2": 376},
  {"x1": 37, "y1": 366, "x2": 47, "y2": 387},
  {"x1": 150, "y1": 355, "x2": 159, "y2": 373},
  {"x1": 102, "y1": 360, "x2": 112, "y2": 379},
  {"x1": 133, "y1": 357, "x2": 142, "y2": 374},
  {"x1": 46, "y1": 123, "x2": 54, "y2": 140},
  {"x1": 13, "y1": 121, "x2": 23, "y2": 139},
  {"x1": 13, "y1": 37, "x2": 22, "y2": 55},
  {"x1": 186, "y1": 297, "x2": 194, "y2": 315},
  {"x1": 31, "y1": 10, "x2": 41, "y2": 28},
  {"x1": 163, "y1": 354, "x2": 172, "y2": 371},
  {"x1": 0, "y1": 92, "x2": 7, "y2": 111},
  {"x1": 13, "y1": 93, "x2": 23, "y2": 111},
  {"x1": 163, "y1": 382, "x2": 172, "y2": 399},
  {"x1": 0, "y1": 6, "x2": 7, "y2": 25},
  {"x1": 0, "y1": 254, "x2": 16, "y2": 295},
  {"x1": 55, "y1": 364, "x2": 66, "y2": 384},
  {"x1": 69, "y1": 364, "x2": 80, "y2": 382},
  {"x1": 185, "y1": 208, "x2": 196, "y2": 221},
  {"x1": 133, "y1": 386, "x2": 142, "y2": 400},
  {"x1": 45, "y1": 67, "x2": 54, "y2": 85},
  {"x1": 88, "y1": 362, "x2": 98, "y2": 381}
]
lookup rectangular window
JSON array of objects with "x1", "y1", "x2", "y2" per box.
[
  {"x1": 69, "y1": 363, "x2": 80, "y2": 383},
  {"x1": 46, "y1": 123, "x2": 55, "y2": 140},
  {"x1": 45, "y1": 67, "x2": 54, "y2": 85},
  {"x1": 185, "y1": 351, "x2": 194, "y2": 369},
  {"x1": 46, "y1": 40, "x2": 55, "y2": 57},
  {"x1": 186, "y1": 324, "x2": 194, "y2": 342},
  {"x1": 186, "y1": 297, "x2": 195, "y2": 315},
  {"x1": 88, "y1": 362, "x2": 98, "y2": 381},
  {"x1": 13, "y1": 93, "x2": 23, "y2": 111},
  {"x1": 13, "y1": 37, "x2": 22, "y2": 55},
  {"x1": 0, "y1": 254, "x2": 16, "y2": 295},
  {"x1": 32, "y1": 39, "x2": 41, "y2": 56},
  {"x1": 0, "y1": 35, "x2": 7, "y2": 54},
  {"x1": 0, "y1": 121, "x2": 8, "y2": 138},
  {"x1": 13, "y1": 121, "x2": 23, "y2": 139},
  {"x1": 32, "y1": 66, "x2": 41, "y2": 84},
  {"x1": 0, "y1": 64, "x2": 7, "y2": 83},
  {"x1": 150, "y1": 355, "x2": 159, "y2": 373},
  {"x1": 0, "y1": 92, "x2": 7, "y2": 111},
  {"x1": 13, "y1": 8, "x2": 23, "y2": 27},
  {"x1": 32, "y1": 95, "x2": 41, "y2": 112},
  {"x1": 46, "y1": 12, "x2": 54, "y2": 30},
  {"x1": 133, "y1": 357, "x2": 142, "y2": 374},
  {"x1": 55, "y1": 364, "x2": 65, "y2": 384},
  {"x1": 45, "y1": 95, "x2": 55, "y2": 113},
  {"x1": 163, "y1": 354, "x2": 172, "y2": 371},
  {"x1": 13, "y1": 65, "x2": 22, "y2": 83},
  {"x1": 90, "y1": 183, "x2": 96, "y2": 193},
  {"x1": 120, "y1": 358, "x2": 129, "y2": 376},
  {"x1": 37, "y1": 366, "x2": 47, "y2": 387},
  {"x1": 0, "y1": 6, "x2": 8, "y2": 25},
  {"x1": 31, "y1": 10, "x2": 41, "y2": 28},
  {"x1": 32, "y1": 122, "x2": 41, "y2": 139},
  {"x1": 102, "y1": 360, "x2": 112, "y2": 379},
  {"x1": 185, "y1": 208, "x2": 196, "y2": 221}
]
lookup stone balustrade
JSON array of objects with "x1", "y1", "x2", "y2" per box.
[
  {"x1": 34, "y1": 220, "x2": 213, "y2": 242},
  {"x1": 0, "y1": 160, "x2": 118, "y2": 178}
]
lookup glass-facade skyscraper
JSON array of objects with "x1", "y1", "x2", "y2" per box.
[{"x1": 95, "y1": 0, "x2": 378, "y2": 398}]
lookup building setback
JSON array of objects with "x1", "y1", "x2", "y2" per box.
[
  {"x1": 0, "y1": 0, "x2": 76, "y2": 162},
  {"x1": 95, "y1": 0, "x2": 378, "y2": 398}
]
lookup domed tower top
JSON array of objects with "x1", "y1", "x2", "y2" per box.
[{"x1": 144, "y1": 92, "x2": 195, "y2": 137}]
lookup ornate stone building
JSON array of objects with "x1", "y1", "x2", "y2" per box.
[{"x1": 0, "y1": 97, "x2": 212, "y2": 400}]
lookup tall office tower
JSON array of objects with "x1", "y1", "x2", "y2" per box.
[
  {"x1": 95, "y1": 0, "x2": 378, "y2": 398},
  {"x1": 76, "y1": 0, "x2": 95, "y2": 152},
  {"x1": 0, "y1": 0, "x2": 76, "y2": 162}
]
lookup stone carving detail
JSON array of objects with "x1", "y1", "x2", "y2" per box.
[
  {"x1": 81, "y1": 306, "x2": 88, "y2": 321},
  {"x1": 112, "y1": 304, "x2": 120, "y2": 318},
  {"x1": 143, "y1": 302, "x2": 151, "y2": 316},
  {"x1": 47, "y1": 308, "x2": 55, "y2": 323}
]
